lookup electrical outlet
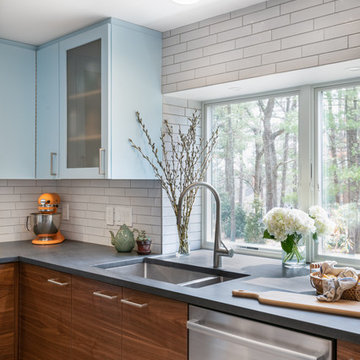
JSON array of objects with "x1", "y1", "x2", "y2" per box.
[
  {"x1": 106, "y1": 206, "x2": 114, "y2": 225},
  {"x1": 62, "y1": 203, "x2": 70, "y2": 221},
  {"x1": 114, "y1": 206, "x2": 132, "y2": 226}
]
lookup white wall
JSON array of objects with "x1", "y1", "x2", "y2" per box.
[{"x1": 162, "y1": 96, "x2": 202, "y2": 253}]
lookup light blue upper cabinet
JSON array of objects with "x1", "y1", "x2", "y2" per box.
[
  {"x1": 59, "y1": 24, "x2": 110, "y2": 179},
  {"x1": 110, "y1": 20, "x2": 162, "y2": 179},
  {"x1": 0, "y1": 41, "x2": 35, "y2": 179},
  {"x1": 36, "y1": 43, "x2": 59, "y2": 179},
  {"x1": 55, "y1": 19, "x2": 162, "y2": 179}
]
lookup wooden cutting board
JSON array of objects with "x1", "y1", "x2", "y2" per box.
[{"x1": 232, "y1": 289, "x2": 360, "y2": 318}]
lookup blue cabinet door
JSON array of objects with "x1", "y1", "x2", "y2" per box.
[
  {"x1": 36, "y1": 43, "x2": 59, "y2": 179},
  {"x1": 0, "y1": 41, "x2": 35, "y2": 179},
  {"x1": 59, "y1": 24, "x2": 110, "y2": 179},
  {"x1": 110, "y1": 21, "x2": 162, "y2": 179}
]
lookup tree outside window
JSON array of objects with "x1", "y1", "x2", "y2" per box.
[{"x1": 208, "y1": 94, "x2": 299, "y2": 251}]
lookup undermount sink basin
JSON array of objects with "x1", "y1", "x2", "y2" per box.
[{"x1": 95, "y1": 258, "x2": 247, "y2": 289}]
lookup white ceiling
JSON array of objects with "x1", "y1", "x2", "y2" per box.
[{"x1": 0, "y1": 0, "x2": 264, "y2": 46}]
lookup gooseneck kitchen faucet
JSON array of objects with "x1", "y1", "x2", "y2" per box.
[{"x1": 177, "y1": 182, "x2": 234, "y2": 268}]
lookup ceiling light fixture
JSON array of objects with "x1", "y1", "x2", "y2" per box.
[{"x1": 172, "y1": 0, "x2": 200, "y2": 5}]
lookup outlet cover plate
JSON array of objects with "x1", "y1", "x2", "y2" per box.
[{"x1": 114, "y1": 206, "x2": 132, "y2": 226}]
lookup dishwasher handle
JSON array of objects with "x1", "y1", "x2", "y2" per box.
[{"x1": 187, "y1": 319, "x2": 322, "y2": 360}]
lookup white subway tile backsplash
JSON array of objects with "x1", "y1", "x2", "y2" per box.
[
  {"x1": 174, "y1": 48, "x2": 203, "y2": 63},
  {"x1": 281, "y1": 0, "x2": 323, "y2": 15},
  {"x1": 217, "y1": 25, "x2": 252, "y2": 43},
  {"x1": 252, "y1": 14, "x2": 290, "y2": 33},
  {"x1": 236, "y1": 30, "x2": 272, "y2": 48},
  {"x1": 243, "y1": 5, "x2": 280, "y2": 25},
  {"x1": 180, "y1": 27, "x2": 210, "y2": 43},
  {"x1": 262, "y1": 46, "x2": 301, "y2": 64},
  {"x1": 206, "y1": 70, "x2": 239, "y2": 85},
  {"x1": 318, "y1": 45, "x2": 360, "y2": 65},
  {"x1": 226, "y1": 55, "x2": 262, "y2": 71},
  {"x1": 272, "y1": 20, "x2": 314, "y2": 39},
  {"x1": 200, "y1": 13, "x2": 231, "y2": 28},
  {"x1": 315, "y1": 7, "x2": 360, "y2": 29},
  {"x1": 281, "y1": 29, "x2": 324, "y2": 49},
  {"x1": 243, "y1": 40, "x2": 280, "y2": 57},
  {"x1": 291, "y1": 2, "x2": 334, "y2": 24},
  {"x1": 210, "y1": 17, "x2": 243, "y2": 35},
  {"x1": 324, "y1": 20, "x2": 360, "y2": 39},
  {"x1": 335, "y1": 0, "x2": 360, "y2": 12},
  {"x1": 187, "y1": 35, "x2": 217, "y2": 51},
  {"x1": 195, "y1": 63, "x2": 226, "y2": 78},
  {"x1": 163, "y1": 35, "x2": 180, "y2": 48},
  {"x1": 231, "y1": 2, "x2": 267, "y2": 18},
  {"x1": 238, "y1": 63, "x2": 276, "y2": 79},
  {"x1": 210, "y1": 48, "x2": 244, "y2": 65},
  {"x1": 203, "y1": 40, "x2": 236, "y2": 56},
  {"x1": 302, "y1": 36, "x2": 347, "y2": 56},
  {"x1": 276, "y1": 55, "x2": 318, "y2": 72},
  {"x1": 349, "y1": 33, "x2": 360, "y2": 48}
]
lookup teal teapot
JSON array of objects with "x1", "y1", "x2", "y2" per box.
[{"x1": 110, "y1": 224, "x2": 135, "y2": 252}]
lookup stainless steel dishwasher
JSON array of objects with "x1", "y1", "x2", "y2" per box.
[{"x1": 188, "y1": 306, "x2": 333, "y2": 360}]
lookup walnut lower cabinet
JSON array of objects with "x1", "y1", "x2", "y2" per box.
[
  {"x1": 0, "y1": 263, "x2": 17, "y2": 360},
  {"x1": 18, "y1": 264, "x2": 188, "y2": 360},
  {"x1": 337, "y1": 340, "x2": 360, "y2": 360},
  {"x1": 121, "y1": 288, "x2": 188, "y2": 360},
  {"x1": 71, "y1": 276, "x2": 122, "y2": 359},
  {"x1": 19, "y1": 264, "x2": 72, "y2": 360}
]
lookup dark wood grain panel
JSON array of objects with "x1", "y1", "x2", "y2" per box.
[
  {"x1": 0, "y1": 263, "x2": 17, "y2": 360},
  {"x1": 338, "y1": 340, "x2": 360, "y2": 360},
  {"x1": 122, "y1": 288, "x2": 187, "y2": 360},
  {"x1": 19, "y1": 263, "x2": 71, "y2": 360},
  {"x1": 72, "y1": 276, "x2": 122, "y2": 359}
]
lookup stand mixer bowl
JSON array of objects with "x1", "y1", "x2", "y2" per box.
[{"x1": 26, "y1": 213, "x2": 62, "y2": 240}]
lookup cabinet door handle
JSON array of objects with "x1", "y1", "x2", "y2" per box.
[
  {"x1": 121, "y1": 299, "x2": 148, "y2": 308},
  {"x1": 50, "y1": 152, "x2": 57, "y2": 176},
  {"x1": 47, "y1": 278, "x2": 69, "y2": 286},
  {"x1": 93, "y1": 291, "x2": 118, "y2": 300},
  {"x1": 99, "y1": 148, "x2": 105, "y2": 175}
]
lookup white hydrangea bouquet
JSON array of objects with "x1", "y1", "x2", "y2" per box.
[
  {"x1": 309, "y1": 205, "x2": 335, "y2": 240},
  {"x1": 263, "y1": 206, "x2": 334, "y2": 266}
]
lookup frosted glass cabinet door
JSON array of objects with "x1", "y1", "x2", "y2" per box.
[{"x1": 59, "y1": 25, "x2": 109, "y2": 178}]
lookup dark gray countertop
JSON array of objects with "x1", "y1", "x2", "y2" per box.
[{"x1": 1, "y1": 240, "x2": 359, "y2": 344}]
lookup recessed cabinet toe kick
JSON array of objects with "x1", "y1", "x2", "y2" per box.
[{"x1": 188, "y1": 306, "x2": 333, "y2": 360}]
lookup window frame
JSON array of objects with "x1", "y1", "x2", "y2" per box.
[
  {"x1": 313, "y1": 79, "x2": 360, "y2": 267},
  {"x1": 202, "y1": 80, "x2": 360, "y2": 267}
]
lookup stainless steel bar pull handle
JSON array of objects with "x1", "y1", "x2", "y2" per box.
[
  {"x1": 187, "y1": 319, "x2": 320, "y2": 360},
  {"x1": 93, "y1": 291, "x2": 118, "y2": 300},
  {"x1": 121, "y1": 299, "x2": 148, "y2": 308},
  {"x1": 47, "y1": 278, "x2": 69, "y2": 286},
  {"x1": 50, "y1": 152, "x2": 57, "y2": 176},
  {"x1": 99, "y1": 148, "x2": 105, "y2": 175}
]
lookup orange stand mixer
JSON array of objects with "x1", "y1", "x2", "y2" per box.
[{"x1": 26, "y1": 193, "x2": 65, "y2": 245}]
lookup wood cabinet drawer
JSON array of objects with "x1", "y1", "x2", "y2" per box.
[
  {"x1": 122, "y1": 288, "x2": 187, "y2": 360},
  {"x1": 72, "y1": 276, "x2": 122, "y2": 359},
  {"x1": 0, "y1": 263, "x2": 17, "y2": 360},
  {"x1": 20, "y1": 263, "x2": 71, "y2": 360},
  {"x1": 338, "y1": 340, "x2": 360, "y2": 360}
]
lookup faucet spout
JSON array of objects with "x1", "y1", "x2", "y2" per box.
[{"x1": 177, "y1": 182, "x2": 234, "y2": 268}]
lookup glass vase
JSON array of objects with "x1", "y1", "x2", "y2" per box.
[
  {"x1": 176, "y1": 222, "x2": 190, "y2": 257},
  {"x1": 281, "y1": 235, "x2": 306, "y2": 268}
]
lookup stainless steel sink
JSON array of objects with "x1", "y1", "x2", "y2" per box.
[{"x1": 95, "y1": 258, "x2": 247, "y2": 288}]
